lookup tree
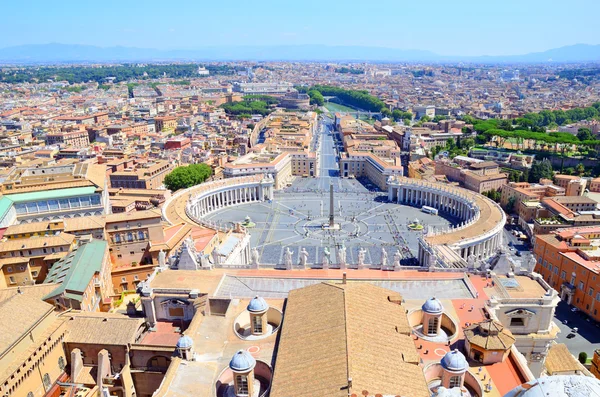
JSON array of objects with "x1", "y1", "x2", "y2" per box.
[
  {"x1": 576, "y1": 163, "x2": 586, "y2": 175},
  {"x1": 163, "y1": 163, "x2": 213, "y2": 191},
  {"x1": 506, "y1": 196, "x2": 517, "y2": 213},
  {"x1": 307, "y1": 90, "x2": 324, "y2": 106},
  {"x1": 529, "y1": 159, "x2": 554, "y2": 183},
  {"x1": 460, "y1": 138, "x2": 475, "y2": 150},
  {"x1": 578, "y1": 352, "x2": 588, "y2": 364},
  {"x1": 577, "y1": 127, "x2": 594, "y2": 142}
]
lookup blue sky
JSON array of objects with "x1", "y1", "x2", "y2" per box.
[{"x1": 2, "y1": 0, "x2": 598, "y2": 56}]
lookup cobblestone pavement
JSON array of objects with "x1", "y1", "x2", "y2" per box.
[{"x1": 205, "y1": 176, "x2": 459, "y2": 266}]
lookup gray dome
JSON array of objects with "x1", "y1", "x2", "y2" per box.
[
  {"x1": 440, "y1": 349, "x2": 468, "y2": 372},
  {"x1": 229, "y1": 350, "x2": 256, "y2": 372},
  {"x1": 247, "y1": 296, "x2": 268, "y2": 313},
  {"x1": 504, "y1": 375, "x2": 600, "y2": 397},
  {"x1": 176, "y1": 335, "x2": 193, "y2": 349},
  {"x1": 422, "y1": 297, "x2": 444, "y2": 314}
]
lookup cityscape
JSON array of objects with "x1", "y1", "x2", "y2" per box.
[{"x1": 2, "y1": 2, "x2": 600, "y2": 397}]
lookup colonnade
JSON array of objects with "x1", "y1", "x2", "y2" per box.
[
  {"x1": 388, "y1": 178, "x2": 505, "y2": 268},
  {"x1": 188, "y1": 176, "x2": 275, "y2": 219}
]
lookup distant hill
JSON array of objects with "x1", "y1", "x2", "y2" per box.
[{"x1": 0, "y1": 43, "x2": 599, "y2": 64}]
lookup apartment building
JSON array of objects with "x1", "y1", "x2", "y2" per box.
[
  {"x1": 0, "y1": 233, "x2": 76, "y2": 286},
  {"x1": 154, "y1": 116, "x2": 177, "y2": 132},
  {"x1": 500, "y1": 180, "x2": 565, "y2": 210},
  {"x1": 534, "y1": 227, "x2": 600, "y2": 322},
  {"x1": 554, "y1": 174, "x2": 587, "y2": 196},
  {"x1": 45, "y1": 129, "x2": 90, "y2": 148},
  {"x1": 436, "y1": 159, "x2": 507, "y2": 193},
  {"x1": 105, "y1": 209, "x2": 191, "y2": 267},
  {"x1": 109, "y1": 160, "x2": 173, "y2": 190},
  {"x1": 340, "y1": 149, "x2": 404, "y2": 190}
]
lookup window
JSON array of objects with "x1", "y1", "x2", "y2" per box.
[
  {"x1": 579, "y1": 281, "x2": 584, "y2": 291},
  {"x1": 449, "y1": 376, "x2": 461, "y2": 388},
  {"x1": 134, "y1": 275, "x2": 139, "y2": 280},
  {"x1": 428, "y1": 317, "x2": 439, "y2": 335},
  {"x1": 252, "y1": 315, "x2": 263, "y2": 334},
  {"x1": 32, "y1": 271, "x2": 38, "y2": 277},
  {"x1": 510, "y1": 317, "x2": 525, "y2": 326},
  {"x1": 114, "y1": 234, "x2": 121, "y2": 243},
  {"x1": 42, "y1": 373, "x2": 51, "y2": 390},
  {"x1": 6, "y1": 266, "x2": 12, "y2": 273},
  {"x1": 58, "y1": 356, "x2": 66, "y2": 372},
  {"x1": 127, "y1": 232, "x2": 133, "y2": 242},
  {"x1": 27, "y1": 393, "x2": 33, "y2": 397},
  {"x1": 9, "y1": 276, "x2": 15, "y2": 284},
  {"x1": 121, "y1": 277, "x2": 126, "y2": 282},
  {"x1": 589, "y1": 288, "x2": 594, "y2": 297},
  {"x1": 236, "y1": 375, "x2": 249, "y2": 395},
  {"x1": 561, "y1": 271, "x2": 566, "y2": 279},
  {"x1": 138, "y1": 231, "x2": 145, "y2": 240}
]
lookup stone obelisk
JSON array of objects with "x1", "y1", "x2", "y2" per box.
[{"x1": 329, "y1": 182, "x2": 335, "y2": 227}]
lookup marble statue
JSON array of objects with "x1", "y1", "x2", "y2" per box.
[
  {"x1": 467, "y1": 253, "x2": 476, "y2": 269},
  {"x1": 526, "y1": 255, "x2": 537, "y2": 273},
  {"x1": 338, "y1": 244, "x2": 347, "y2": 269},
  {"x1": 299, "y1": 248, "x2": 309, "y2": 268},
  {"x1": 211, "y1": 249, "x2": 220, "y2": 266},
  {"x1": 158, "y1": 249, "x2": 166, "y2": 267},
  {"x1": 381, "y1": 247, "x2": 388, "y2": 268},
  {"x1": 322, "y1": 247, "x2": 331, "y2": 268},
  {"x1": 284, "y1": 247, "x2": 294, "y2": 269},
  {"x1": 393, "y1": 249, "x2": 401, "y2": 268},
  {"x1": 357, "y1": 247, "x2": 367, "y2": 267},
  {"x1": 251, "y1": 247, "x2": 260, "y2": 268}
]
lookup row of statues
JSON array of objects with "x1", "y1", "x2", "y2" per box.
[{"x1": 280, "y1": 245, "x2": 402, "y2": 269}]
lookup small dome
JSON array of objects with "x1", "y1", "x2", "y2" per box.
[
  {"x1": 247, "y1": 296, "x2": 268, "y2": 313},
  {"x1": 441, "y1": 349, "x2": 468, "y2": 372},
  {"x1": 176, "y1": 335, "x2": 193, "y2": 349},
  {"x1": 229, "y1": 350, "x2": 256, "y2": 372},
  {"x1": 422, "y1": 297, "x2": 444, "y2": 314}
]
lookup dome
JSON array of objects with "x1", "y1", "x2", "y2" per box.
[
  {"x1": 247, "y1": 296, "x2": 268, "y2": 313},
  {"x1": 440, "y1": 349, "x2": 468, "y2": 372},
  {"x1": 176, "y1": 335, "x2": 193, "y2": 349},
  {"x1": 422, "y1": 297, "x2": 444, "y2": 314},
  {"x1": 505, "y1": 375, "x2": 600, "y2": 397},
  {"x1": 229, "y1": 350, "x2": 256, "y2": 372}
]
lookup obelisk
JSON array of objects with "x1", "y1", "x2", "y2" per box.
[{"x1": 329, "y1": 182, "x2": 335, "y2": 227}]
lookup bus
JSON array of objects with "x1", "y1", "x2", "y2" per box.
[{"x1": 421, "y1": 205, "x2": 438, "y2": 215}]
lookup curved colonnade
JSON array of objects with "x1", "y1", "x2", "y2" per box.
[
  {"x1": 387, "y1": 177, "x2": 506, "y2": 268},
  {"x1": 184, "y1": 174, "x2": 275, "y2": 230}
]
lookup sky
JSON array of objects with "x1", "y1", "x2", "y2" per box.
[{"x1": 1, "y1": 0, "x2": 599, "y2": 56}]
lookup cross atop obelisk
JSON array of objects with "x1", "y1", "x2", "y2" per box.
[{"x1": 329, "y1": 182, "x2": 335, "y2": 227}]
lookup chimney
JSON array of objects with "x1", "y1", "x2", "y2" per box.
[{"x1": 342, "y1": 272, "x2": 347, "y2": 284}]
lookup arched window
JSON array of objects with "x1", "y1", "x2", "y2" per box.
[
  {"x1": 449, "y1": 375, "x2": 461, "y2": 388},
  {"x1": 27, "y1": 392, "x2": 33, "y2": 397},
  {"x1": 42, "y1": 373, "x2": 51, "y2": 390},
  {"x1": 428, "y1": 317, "x2": 439, "y2": 335},
  {"x1": 138, "y1": 231, "x2": 145, "y2": 240},
  {"x1": 58, "y1": 356, "x2": 66, "y2": 372},
  {"x1": 127, "y1": 232, "x2": 133, "y2": 242},
  {"x1": 252, "y1": 315, "x2": 262, "y2": 334},
  {"x1": 236, "y1": 374, "x2": 249, "y2": 395}
]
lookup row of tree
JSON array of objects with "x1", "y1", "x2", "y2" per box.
[
  {"x1": 303, "y1": 85, "x2": 387, "y2": 112},
  {"x1": 0, "y1": 64, "x2": 243, "y2": 84},
  {"x1": 335, "y1": 67, "x2": 364, "y2": 74},
  {"x1": 163, "y1": 164, "x2": 213, "y2": 191},
  {"x1": 219, "y1": 97, "x2": 276, "y2": 117}
]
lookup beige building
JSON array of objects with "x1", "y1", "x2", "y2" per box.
[
  {"x1": 340, "y1": 149, "x2": 404, "y2": 190},
  {"x1": 109, "y1": 160, "x2": 173, "y2": 190},
  {"x1": 0, "y1": 233, "x2": 76, "y2": 286},
  {"x1": 0, "y1": 293, "x2": 68, "y2": 397}
]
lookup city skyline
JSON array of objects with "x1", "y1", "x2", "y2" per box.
[{"x1": 2, "y1": 0, "x2": 599, "y2": 57}]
